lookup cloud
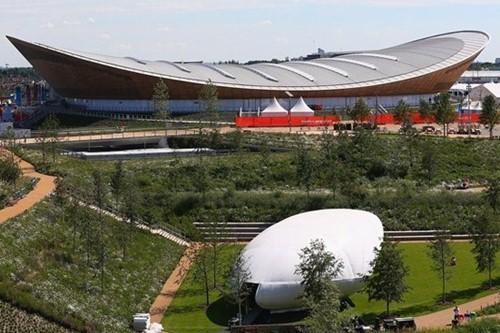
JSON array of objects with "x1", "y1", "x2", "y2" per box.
[
  {"x1": 157, "y1": 25, "x2": 170, "y2": 32},
  {"x1": 40, "y1": 22, "x2": 55, "y2": 29},
  {"x1": 88, "y1": 17, "x2": 96, "y2": 24},
  {"x1": 63, "y1": 19, "x2": 81, "y2": 25},
  {"x1": 99, "y1": 33, "x2": 112, "y2": 39},
  {"x1": 257, "y1": 19, "x2": 272, "y2": 26}
]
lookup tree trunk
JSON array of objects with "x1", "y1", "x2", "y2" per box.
[
  {"x1": 386, "y1": 299, "x2": 390, "y2": 315},
  {"x1": 490, "y1": 127, "x2": 493, "y2": 140}
]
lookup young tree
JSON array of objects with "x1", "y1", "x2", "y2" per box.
[
  {"x1": 364, "y1": 242, "x2": 410, "y2": 315},
  {"x1": 421, "y1": 141, "x2": 437, "y2": 184},
  {"x1": 92, "y1": 170, "x2": 107, "y2": 293},
  {"x1": 428, "y1": 230, "x2": 455, "y2": 303},
  {"x1": 393, "y1": 99, "x2": 413, "y2": 131},
  {"x1": 433, "y1": 93, "x2": 456, "y2": 137},
  {"x1": 0, "y1": 152, "x2": 21, "y2": 184},
  {"x1": 419, "y1": 98, "x2": 433, "y2": 122},
  {"x1": 471, "y1": 211, "x2": 499, "y2": 289},
  {"x1": 110, "y1": 160, "x2": 125, "y2": 204},
  {"x1": 199, "y1": 79, "x2": 219, "y2": 136},
  {"x1": 294, "y1": 137, "x2": 315, "y2": 197},
  {"x1": 480, "y1": 95, "x2": 500, "y2": 139},
  {"x1": 38, "y1": 114, "x2": 60, "y2": 164},
  {"x1": 304, "y1": 279, "x2": 344, "y2": 333},
  {"x1": 226, "y1": 251, "x2": 252, "y2": 324},
  {"x1": 192, "y1": 246, "x2": 212, "y2": 306},
  {"x1": 295, "y1": 239, "x2": 345, "y2": 332},
  {"x1": 295, "y1": 239, "x2": 344, "y2": 304},
  {"x1": 152, "y1": 78, "x2": 170, "y2": 135},
  {"x1": 485, "y1": 179, "x2": 500, "y2": 212},
  {"x1": 348, "y1": 98, "x2": 371, "y2": 125},
  {"x1": 117, "y1": 179, "x2": 140, "y2": 259}
]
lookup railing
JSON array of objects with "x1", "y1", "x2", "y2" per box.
[{"x1": 72, "y1": 194, "x2": 190, "y2": 243}]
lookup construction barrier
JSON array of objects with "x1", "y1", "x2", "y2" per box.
[
  {"x1": 235, "y1": 115, "x2": 341, "y2": 128},
  {"x1": 236, "y1": 112, "x2": 480, "y2": 128}
]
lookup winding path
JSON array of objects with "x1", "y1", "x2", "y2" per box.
[
  {"x1": 0, "y1": 149, "x2": 57, "y2": 224},
  {"x1": 149, "y1": 243, "x2": 200, "y2": 324},
  {"x1": 415, "y1": 292, "x2": 500, "y2": 330}
]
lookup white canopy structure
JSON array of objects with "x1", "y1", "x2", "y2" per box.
[
  {"x1": 260, "y1": 97, "x2": 289, "y2": 117},
  {"x1": 289, "y1": 97, "x2": 315, "y2": 116},
  {"x1": 241, "y1": 209, "x2": 384, "y2": 311}
]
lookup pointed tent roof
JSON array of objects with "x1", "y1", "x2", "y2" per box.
[
  {"x1": 290, "y1": 97, "x2": 314, "y2": 115},
  {"x1": 261, "y1": 97, "x2": 289, "y2": 117}
]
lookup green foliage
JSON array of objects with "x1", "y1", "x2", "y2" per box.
[
  {"x1": 0, "y1": 153, "x2": 21, "y2": 183},
  {"x1": 348, "y1": 98, "x2": 371, "y2": 123},
  {"x1": 365, "y1": 242, "x2": 409, "y2": 314},
  {"x1": 295, "y1": 239, "x2": 343, "y2": 304},
  {"x1": 303, "y1": 280, "x2": 345, "y2": 333},
  {"x1": 38, "y1": 114, "x2": 60, "y2": 164},
  {"x1": 0, "y1": 300, "x2": 74, "y2": 333},
  {"x1": 428, "y1": 231, "x2": 455, "y2": 303},
  {"x1": 0, "y1": 199, "x2": 183, "y2": 332},
  {"x1": 480, "y1": 94, "x2": 499, "y2": 139},
  {"x1": 152, "y1": 78, "x2": 170, "y2": 121},
  {"x1": 393, "y1": 99, "x2": 413, "y2": 129},
  {"x1": 471, "y1": 210, "x2": 499, "y2": 288},
  {"x1": 432, "y1": 93, "x2": 456, "y2": 136}
]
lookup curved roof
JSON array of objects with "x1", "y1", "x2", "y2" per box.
[
  {"x1": 241, "y1": 209, "x2": 384, "y2": 310},
  {"x1": 8, "y1": 30, "x2": 488, "y2": 93}
]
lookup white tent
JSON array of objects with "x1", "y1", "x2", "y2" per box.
[
  {"x1": 241, "y1": 209, "x2": 384, "y2": 311},
  {"x1": 260, "y1": 97, "x2": 289, "y2": 117},
  {"x1": 290, "y1": 97, "x2": 314, "y2": 116}
]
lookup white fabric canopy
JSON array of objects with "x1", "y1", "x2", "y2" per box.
[
  {"x1": 290, "y1": 97, "x2": 314, "y2": 116},
  {"x1": 260, "y1": 97, "x2": 289, "y2": 117},
  {"x1": 241, "y1": 209, "x2": 384, "y2": 310}
]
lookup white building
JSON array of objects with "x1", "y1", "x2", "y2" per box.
[
  {"x1": 469, "y1": 82, "x2": 500, "y2": 103},
  {"x1": 241, "y1": 209, "x2": 384, "y2": 311}
]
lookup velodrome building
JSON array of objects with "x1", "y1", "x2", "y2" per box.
[{"x1": 7, "y1": 31, "x2": 489, "y2": 114}]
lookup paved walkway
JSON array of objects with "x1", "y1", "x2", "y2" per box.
[
  {"x1": 415, "y1": 291, "x2": 500, "y2": 330},
  {"x1": 0, "y1": 149, "x2": 57, "y2": 224},
  {"x1": 149, "y1": 243, "x2": 200, "y2": 324}
]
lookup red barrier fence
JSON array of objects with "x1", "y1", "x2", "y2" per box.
[
  {"x1": 235, "y1": 115, "x2": 341, "y2": 128},
  {"x1": 236, "y1": 112, "x2": 480, "y2": 128}
]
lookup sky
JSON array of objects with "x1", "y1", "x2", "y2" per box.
[{"x1": 1, "y1": 0, "x2": 499, "y2": 67}]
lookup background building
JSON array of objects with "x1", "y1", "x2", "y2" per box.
[{"x1": 8, "y1": 30, "x2": 489, "y2": 114}]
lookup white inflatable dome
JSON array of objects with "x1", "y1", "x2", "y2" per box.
[{"x1": 241, "y1": 209, "x2": 384, "y2": 311}]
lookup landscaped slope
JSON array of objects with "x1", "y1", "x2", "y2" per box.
[{"x1": 0, "y1": 198, "x2": 184, "y2": 332}]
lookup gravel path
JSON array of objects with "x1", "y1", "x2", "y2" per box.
[
  {"x1": 415, "y1": 292, "x2": 500, "y2": 330},
  {"x1": 149, "y1": 243, "x2": 200, "y2": 324},
  {"x1": 0, "y1": 149, "x2": 56, "y2": 224}
]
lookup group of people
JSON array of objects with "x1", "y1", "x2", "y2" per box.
[{"x1": 452, "y1": 306, "x2": 476, "y2": 327}]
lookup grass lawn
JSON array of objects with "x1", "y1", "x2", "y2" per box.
[
  {"x1": 351, "y1": 242, "x2": 500, "y2": 320},
  {"x1": 162, "y1": 244, "x2": 243, "y2": 333},
  {"x1": 0, "y1": 198, "x2": 184, "y2": 332},
  {"x1": 162, "y1": 242, "x2": 498, "y2": 333}
]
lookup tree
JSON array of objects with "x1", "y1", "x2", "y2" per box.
[
  {"x1": 199, "y1": 79, "x2": 219, "y2": 136},
  {"x1": 485, "y1": 179, "x2": 500, "y2": 211},
  {"x1": 364, "y1": 242, "x2": 409, "y2": 314},
  {"x1": 419, "y1": 99, "x2": 433, "y2": 122},
  {"x1": 110, "y1": 160, "x2": 125, "y2": 204},
  {"x1": 421, "y1": 141, "x2": 437, "y2": 183},
  {"x1": 118, "y1": 179, "x2": 140, "y2": 259},
  {"x1": 433, "y1": 93, "x2": 456, "y2": 137},
  {"x1": 92, "y1": 170, "x2": 107, "y2": 293},
  {"x1": 0, "y1": 152, "x2": 21, "y2": 184},
  {"x1": 471, "y1": 211, "x2": 499, "y2": 289},
  {"x1": 295, "y1": 239, "x2": 344, "y2": 304},
  {"x1": 428, "y1": 230, "x2": 455, "y2": 303},
  {"x1": 38, "y1": 114, "x2": 60, "y2": 164},
  {"x1": 295, "y1": 137, "x2": 315, "y2": 197},
  {"x1": 304, "y1": 279, "x2": 344, "y2": 333},
  {"x1": 152, "y1": 78, "x2": 170, "y2": 135},
  {"x1": 347, "y1": 98, "x2": 371, "y2": 125},
  {"x1": 295, "y1": 239, "x2": 345, "y2": 332},
  {"x1": 226, "y1": 251, "x2": 252, "y2": 324},
  {"x1": 480, "y1": 95, "x2": 500, "y2": 139},
  {"x1": 393, "y1": 99, "x2": 413, "y2": 131},
  {"x1": 192, "y1": 246, "x2": 212, "y2": 306}
]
